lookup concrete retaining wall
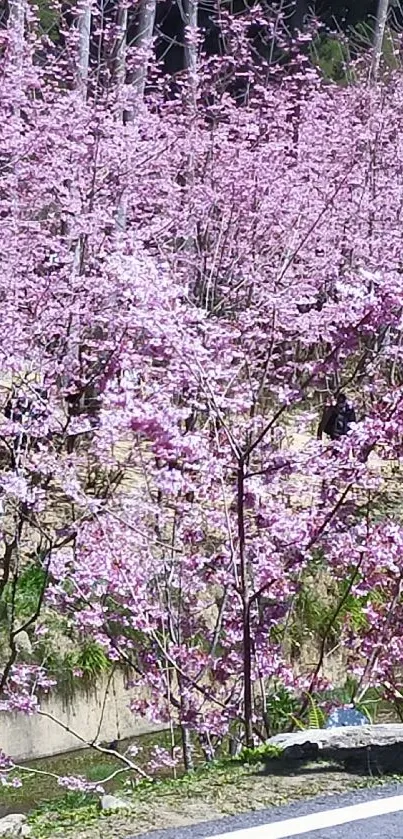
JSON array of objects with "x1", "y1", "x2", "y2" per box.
[{"x1": 0, "y1": 670, "x2": 161, "y2": 762}]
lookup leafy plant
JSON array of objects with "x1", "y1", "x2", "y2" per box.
[
  {"x1": 69, "y1": 642, "x2": 111, "y2": 681},
  {"x1": 233, "y1": 743, "x2": 283, "y2": 765},
  {"x1": 264, "y1": 683, "x2": 302, "y2": 736},
  {"x1": 311, "y1": 34, "x2": 350, "y2": 83},
  {"x1": 289, "y1": 693, "x2": 327, "y2": 731},
  {"x1": 307, "y1": 694, "x2": 327, "y2": 730},
  {"x1": 3, "y1": 564, "x2": 47, "y2": 622}
]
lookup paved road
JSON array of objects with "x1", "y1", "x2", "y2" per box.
[{"x1": 133, "y1": 783, "x2": 403, "y2": 839}]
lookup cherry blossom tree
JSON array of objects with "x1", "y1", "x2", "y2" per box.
[{"x1": 1, "y1": 0, "x2": 403, "y2": 787}]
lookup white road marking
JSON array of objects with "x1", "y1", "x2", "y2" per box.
[{"x1": 206, "y1": 794, "x2": 403, "y2": 838}]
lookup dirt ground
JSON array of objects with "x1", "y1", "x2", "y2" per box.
[{"x1": 33, "y1": 762, "x2": 381, "y2": 839}]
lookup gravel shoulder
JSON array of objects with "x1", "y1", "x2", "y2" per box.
[{"x1": 30, "y1": 762, "x2": 385, "y2": 839}]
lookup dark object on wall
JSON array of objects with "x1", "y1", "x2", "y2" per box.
[{"x1": 317, "y1": 392, "x2": 356, "y2": 441}]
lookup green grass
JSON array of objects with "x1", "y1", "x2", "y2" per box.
[
  {"x1": 9, "y1": 718, "x2": 402, "y2": 839},
  {"x1": 0, "y1": 730, "x2": 174, "y2": 813},
  {"x1": 26, "y1": 760, "x2": 403, "y2": 839},
  {"x1": 26, "y1": 760, "x2": 253, "y2": 837},
  {"x1": 4, "y1": 735, "x2": 282, "y2": 837}
]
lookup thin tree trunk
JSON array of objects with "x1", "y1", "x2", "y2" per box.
[
  {"x1": 237, "y1": 459, "x2": 254, "y2": 748},
  {"x1": 371, "y1": 0, "x2": 390, "y2": 82},
  {"x1": 73, "y1": 0, "x2": 91, "y2": 263},
  {"x1": 77, "y1": 0, "x2": 91, "y2": 97},
  {"x1": 67, "y1": 1, "x2": 92, "y2": 426},
  {"x1": 177, "y1": 0, "x2": 198, "y2": 298},
  {"x1": 183, "y1": 0, "x2": 198, "y2": 107},
  {"x1": 127, "y1": 0, "x2": 156, "y2": 120},
  {"x1": 115, "y1": 0, "x2": 156, "y2": 229},
  {"x1": 184, "y1": 0, "x2": 198, "y2": 74},
  {"x1": 8, "y1": 0, "x2": 25, "y2": 42},
  {"x1": 7, "y1": 0, "x2": 25, "y2": 76},
  {"x1": 114, "y1": 0, "x2": 129, "y2": 231},
  {"x1": 180, "y1": 723, "x2": 194, "y2": 772},
  {"x1": 114, "y1": 1, "x2": 128, "y2": 89}
]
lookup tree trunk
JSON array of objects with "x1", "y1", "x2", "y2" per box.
[
  {"x1": 180, "y1": 723, "x2": 194, "y2": 772},
  {"x1": 7, "y1": 0, "x2": 25, "y2": 74},
  {"x1": 77, "y1": 0, "x2": 91, "y2": 97},
  {"x1": 8, "y1": 0, "x2": 25, "y2": 39},
  {"x1": 371, "y1": 0, "x2": 390, "y2": 82},
  {"x1": 237, "y1": 459, "x2": 254, "y2": 748},
  {"x1": 73, "y1": 1, "x2": 91, "y2": 260},
  {"x1": 128, "y1": 0, "x2": 157, "y2": 119},
  {"x1": 115, "y1": 0, "x2": 155, "y2": 228},
  {"x1": 113, "y1": 0, "x2": 127, "y2": 88},
  {"x1": 115, "y1": 8, "x2": 127, "y2": 88},
  {"x1": 113, "y1": 0, "x2": 129, "y2": 231},
  {"x1": 183, "y1": 0, "x2": 198, "y2": 107}
]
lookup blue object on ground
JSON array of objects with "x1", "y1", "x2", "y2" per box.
[{"x1": 325, "y1": 707, "x2": 368, "y2": 728}]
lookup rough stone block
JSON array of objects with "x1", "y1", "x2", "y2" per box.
[{"x1": 267, "y1": 723, "x2": 403, "y2": 774}]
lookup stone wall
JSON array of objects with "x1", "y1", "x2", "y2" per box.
[{"x1": 0, "y1": 670, "x2": 163, "y2": 762}]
